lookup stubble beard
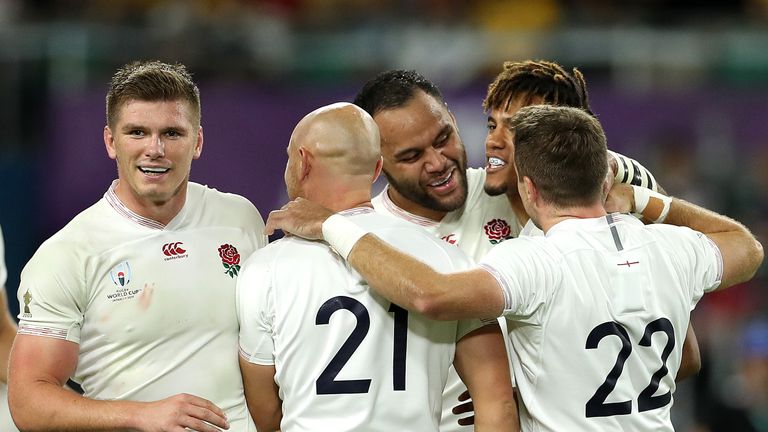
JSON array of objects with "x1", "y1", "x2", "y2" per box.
[{"x1": 384, "y1": 166, "x2": 469, "y2": 213}]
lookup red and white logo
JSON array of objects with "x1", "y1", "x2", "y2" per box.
[{"x1": 162, "y1": 242, "x2": 188, "y2": 261}]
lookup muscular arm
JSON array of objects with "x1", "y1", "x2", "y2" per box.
[
  {"x1": 453, "y1": 324, "x2": 519, "y2": 432},
  {"x1": 607, "y1": 184, "x2": 763, "y2": 290},
  {"x1": 0, "y1": 289, "x2": 16, "y2": 384},
  {"x1": 663, "y1": 198, "x2": 763, "y2": 289},
  {"x1": 351, "y1": 236, "x2": 504, "y2": 320},
  {"x1": 265, "y1": 198, "x2": 505, "y2": 321},
  {"x1": 239, "y1": 358, "x2": 282, "y2": 432},
  {"x1": 9, "y1": 335, "x2": 229, "y2": 431}
]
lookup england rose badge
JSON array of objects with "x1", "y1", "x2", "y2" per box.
[{"x1": 218, "y1": 244, "x2": 241, "y2": 278}]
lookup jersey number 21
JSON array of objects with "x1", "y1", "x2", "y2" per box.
[{"x1": 315, "y1": 296, "x2": 408, "y2": 395}]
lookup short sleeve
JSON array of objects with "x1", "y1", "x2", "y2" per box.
[
  {"x1": 668, "y1": 227, "x2": 722, "y2": 303},
  {"x1": 17, "y1": 239, "x2": 88, "y2": 342},
  {"x1": 478, "y1": 238, "x2": 556, "y2": 324},
  {"x1": 456, "y1": 318, "x2": 496, "y2": 341},
  {"x1": 236, "y1": 249, "x2": 276, "y2": 365}
]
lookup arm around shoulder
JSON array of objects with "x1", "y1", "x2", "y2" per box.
[
  {"x1": 348, "y1": 235, "x2": 505, "y2": 321},
  {"x1": 664, "y1": 198, "x2": 764, "y2": 290}
]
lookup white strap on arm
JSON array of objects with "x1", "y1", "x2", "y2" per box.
[
  {"x1": 321, "y1": 214, "x2": 369, "y2": 259},
  {"x1": 632, "y1": 185, "x2": 672, "y2": 223}
]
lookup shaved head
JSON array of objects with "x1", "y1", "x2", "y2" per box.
[{"x1": 285, "y1": 102, "x2": 383, "y2": 208}]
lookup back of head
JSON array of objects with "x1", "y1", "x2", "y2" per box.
[
  {"x1": 292, "y1": 102, "x2": 380, "y2": 179},
  {"x1": 484, "y1": 60, "x2": 592, "y2": 114},
  {"x1": 511, "y1": 105, "x2": 607, "y2": 207},
  {"x1": 353, "y1": 69, "x2": 445, "y2": 116},
  {"x1": 106, "y1": 60, "x2": 201, "y2": 128}
]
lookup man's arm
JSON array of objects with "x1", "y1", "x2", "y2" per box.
[
  {"x1": 676, "y1": 324, "x2": 702, "y2": 381},
  {"x1": 453, "y1": 324, "x2": 519, "y2": 431},
  {"x1": 0, "y1": 289, "x2": 16, "y2": 384},
  {"x1": 239, "y1": 358, "x2": 281, "y2": 432},
  {"x1": 9, "y1": 334, "x2": 229, "y2": 431},
  {"x1": 607, "y1": 184, "x2": 763, "y2": 290},
  {"x1": 266, "y1": 199, "x2": 505, "y2": 321}
]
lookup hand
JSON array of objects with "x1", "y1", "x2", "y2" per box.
[
  {"x1": 604, "y1": 183, "x2": 635, "y2": 214},
  {"x1": 136, "y1": 393, "x2": 229, "y2": 432},
  {"x1": 264, "y1": 198, "x2": 334, "y2": 239},
  {"x1": 453, "y1": 389, "x2": 475, "y2": 426}
]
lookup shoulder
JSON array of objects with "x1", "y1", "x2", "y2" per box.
[
  {"x1": 353, "y1": 211, "x2": 474, "y2": 270},
  {"x1": 188, "y1": 182, "x2": 266, "y2": 228}
]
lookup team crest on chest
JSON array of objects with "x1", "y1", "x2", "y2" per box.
[
  {"x1": 218, "y1": 244, "x2": 241, "y2": 278},
  {"x1": 484, "y1": 219, "x2": 514, "y2": 244},
  {"x1": 109, "y1": 261, "x2": 132, "y2": 287}
]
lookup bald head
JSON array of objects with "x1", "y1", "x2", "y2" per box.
[{"x1": 285, "y1": 102, "x2": 383, "y2": 208}]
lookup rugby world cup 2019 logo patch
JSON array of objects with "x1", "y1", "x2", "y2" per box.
[
  {"x1": 218, "y1": 244, "x2": 241, "y2": 278},
  {"x1": 109, "y1": 261, "x2": 132, "y2": 287},
  {"x1": 107, "y1": 261, "x2": 142, "y2": 302},
  {"x1": 484, "y1": 219, "x2": 514, "y2": 245}
]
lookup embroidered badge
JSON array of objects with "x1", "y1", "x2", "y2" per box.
[
  {"x1": 109, "y1": 261, "x2": 132, "y2": 287},
  {"x1": 483, "y1": 219, "x2": 514, "y2": 244},
  {"x1": 22, "y1": 290, "x2": 32, "y2": 317},
  {"x1": 218, "y1": 244, "x2": 241, "y2": 278},
  {"x1": 162, "y1": 242, "x2": 188, "y2": 261}
]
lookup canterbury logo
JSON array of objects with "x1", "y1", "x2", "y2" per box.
[{"x1": 162, "y1": 242, "x2": 187, "y2": 256}]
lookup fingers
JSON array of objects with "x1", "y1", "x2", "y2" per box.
[
  {"x1": 457, "y1": 415, "x2": 475, "y2": 426},
  {"x1": 169, "y1": 394, "x2": 229, "y2": 432},
  {"x1": 452, "y1": 400, "x2": 474, "y2": 415},
  {"x1": 457, "y1": 389, "x2": 471, "y2": 401},
  {"x1": 264, "y1": 210, "x2": 282, "y2": 236},
  {"x1": 186, "y1": 395, "x2": 228, "y2": 427}
]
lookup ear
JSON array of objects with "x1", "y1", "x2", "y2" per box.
[
  {"x1": 104, "y1": 126, "x2": 117, "y2": 160},
  {"x1": 523, "y1": 175, "x2": 538, "y2": 204},
  {"x1": 372, "y1": 156, "x2": 383, "y2": 184},
  {"x1": 193, "y1": 126, "x2": 204, "y2": 159},
  {"x1": 299, "y1": 146, "x2": 312, "y2": 182}
]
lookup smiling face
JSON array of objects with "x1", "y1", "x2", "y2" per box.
[
  {"x1": 104, "y1": 98, "x2": 203, "y2": 220},
  {"x1": 373, "y1": 90, "x2": 468, "y2": 220},
  {"x1": 484, "y1": 94, "x2": 544, "y2": 197}
]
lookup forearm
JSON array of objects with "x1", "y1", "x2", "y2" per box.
[
  {"x1": 10, "y1": 381, "x2": 142, "y2": 431},
  {"x1": 454, "y1": 325, "x2": 519, "y2": 432},
  {"x1": 675, "y1": 323, "x2": 701, "y2": 382},
  {"x1": 347, "y1": 235, "x2": 502, "y2": 320},
  {"x1": 347, "y1": 235, "x2": 454, "y2": 319},
  {"x1": 665, "y1": 198, "x2": 763, "y2": 288}
]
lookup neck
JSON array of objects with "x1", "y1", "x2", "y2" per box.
[
  {"x1": 387, "y1": 187, "x2": 446, "y2": 222},
  {"x1": 506, "y1": 189, "x2": 530, "y2": 226},
  {"x1": 536, "y1": 202, "x2": 607, "y2": 234},
  {"x1": 113, "y1": 181, "x2": 186, "y2": 226},
  {"x1": 311, "y1": 186, "x2": 373, "y2": 213}
]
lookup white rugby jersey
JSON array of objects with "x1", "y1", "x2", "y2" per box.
[
  {"x1": 17, "y1": 181, "x2": 267, "y2": 432},
  {"x1": 480, "y1": 214, "x2": 722, "y2": 432},
  {"x1": 237, "y1": 208, "x2": 485, "y2": 432},
  {"x1": 373, "y1": 167, "x2": 521, "y2": 431},
  {"x1": 0, "y1": 227, "x2": 18, "y2": 432},
  {"x1": 373, "y1": 168, "x2": 522, "y2": 259}
]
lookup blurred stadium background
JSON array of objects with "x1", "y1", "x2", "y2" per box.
[{"x1": 0, "y1": 1, "x2": 766, "y2": 430}]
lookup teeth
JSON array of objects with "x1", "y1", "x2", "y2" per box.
[
  {"x1": 140, "y1": 167, "x2": 169, "y2": 174},
  {"x1": 488, "y1": 157, "x2": 506, "y2": 167},
  {"x1": 429, "y1": 171, "x2": 452, "y2": 187}
]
